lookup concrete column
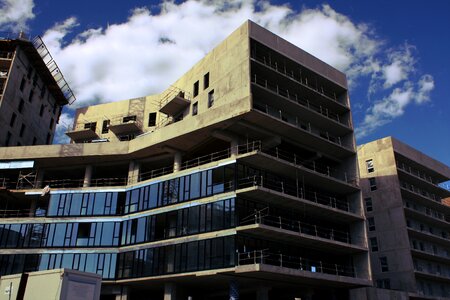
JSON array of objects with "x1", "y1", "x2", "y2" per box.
[
  {"x1": 256, "y1": 286, "x2": 269, "y2": 300},
  {"x1": 115, "y1": 286, "x2": 129, "y2": 300},
  {"x1": 164, "y1": 282, "x2": 177, "y2": 300},
  {"x1": 229, "y1": 280, "x2": 239, "y2": 300},
  {"x1": 127, "y1": 160, "x2": 140, "y2": 184},
  {"x1": 83, "y1": 165, "x2": 93, "y2": 188},
  {"x1": 28, "y1": 197, "x2": 37, "y2": 217},
  {"x1": 173, "y1": 152, "x2": 182, "y2": 172},
  {"x1": 230, "y1": 139, "x2": 239, "y2": 158},
  {"x1": 35, "y1": 170, "x2": 45, "y2": 188}
]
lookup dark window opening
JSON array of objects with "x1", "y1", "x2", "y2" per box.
[
  {"x1": 84, "y1": 122, "x2": 97, "y2": 131},
  {"x1": 40, "y1": 88, "x2": 46, "y2": 98},
  {"x1": 208, "y1": 90, "x2": 214, "y2": 108},
  {"x1": 102, "y1": 120, "x2": 110, "y2": 134},
  {"x1": 366, "y1": 159, "x2": 374, "y2": 173},
  {"x1": 365, "y1": 197, "x2": 373, "y2": 212},
  {"x1": 39, "y1": 104, "x2": 45, "y2": 117},
  {"x1": 27, "y1": 66, "x2": 33, "y2": 79},
  {"x1": 32, "y1": 137, "x2": 37, "y2": 145},
  {"x1": 376, "y1": 279, "x2": 390, "y2": 289},
  {"x1": 369, "y1": 177, "x2": 377, "y2": 191},
  {"x1": 193, "y1": 81, "x2": 199, "y2": 97},
  {"x1": 204, "y1": 73, "x2": 209, "y2": 89},
  {"x1": 28, "y1": 90, "x2": 34, "y2": 102},
  {"x1": 46, "y1": 133, "x2": 51, "y2": 145},
  {"x1": 368, "y1": 217, "x2": 375, "y2": 231},
  {"x1": 77, "y1": 223, "x2": 92, "y2": 246},
  {"x1": 380, "y1": 256, "x2": 389, "y2": 272},
  {"x1": 10, "y1": 112, "x2": 16, "y2": 127},
  {"x1": 5, "y1": 132, "x2": 11, "y2": 146},
  {"x1": 148, "y1": 112, "x2": 157, "y2": 127},
  {"x1": 192, "y1": 102, "x2": 198, "y2": 116},
  {"x1": 370, "y1": 237, "x2": 378, "y2": 252},
  {"x1": 19, "y1": 77, "x2": 26, "y2": 91},
  {"x1": 19, "y1": 124, "x2": 26, "y2": 137},
  {"x1": 49, "y1": 118, "x2": 54, "y2": 130},
  {"x1": 123, "y1": 116, "x2": 136, "y2": 123},
  {"x1": 18, "y1": 99, "x2": 25, "y2": 113}
]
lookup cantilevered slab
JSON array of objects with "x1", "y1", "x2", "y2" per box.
[
  {"x1": 109, "y1": 121, "x2": 142, "y2": 135},
  {"x1": 159, "y1": 93, "x2": 190, "y2": 116},
  {"x1": 66, "y1": 128, "x2": 98, "y2": 141}
]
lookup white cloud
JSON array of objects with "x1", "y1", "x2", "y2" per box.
[
  {"x1": 36, "y1": 0, "x2": 433, "y2": 142},
  {"x1": 0, "y1": 0, "x2": 34, "y2": 33},
  {"x1": 53, "y1": 112, "x2": 73, "y2": 144}
]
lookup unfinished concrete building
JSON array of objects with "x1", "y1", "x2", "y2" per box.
[
  {"x1": 0, "y1": 33, "x2": 75, "y2": 147},
  {"x1": 0, "y1": 21, "x2": 371, "y2": 299},
  {"x1": 357, "y1": 137, "x2": 450, "y2": 299}
]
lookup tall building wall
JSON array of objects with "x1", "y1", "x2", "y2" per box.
[{"x1": 0, "y1": 21, "x2": 371, "y2": 300}]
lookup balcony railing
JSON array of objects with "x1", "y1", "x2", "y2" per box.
[
  {"x1": 251, "y1": 53, "x2": 347, "y2": 107},
  {"x1": 252, "y1": 74, "x2": 351, "y2": 128},
  {"x1": 237, "y1": 175, "x2": 352, "y2": 213},
  {"x1": 253, "y1": 102, "x2": 353, "y2": 150},
  {"x1": 240, "y1": 211, "x2": 366, "y2": 247},
  {"x1": 237, "y1": 249, "x2": 360, "y2": 278},
  {"x1": 397, "y1": 161, "x2": 450, "y2": 193},
  {"x1": 400, "y1": 181, "x2": 441, "y2": 203}
]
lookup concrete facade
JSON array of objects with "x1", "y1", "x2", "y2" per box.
[
  {"x1": 358, "y1": 137, "x2": 450, "y2": 299},
  {"x1": 0, "y1": 21, "x2": 370, "y2": 299},
  {"x1": 0, "y1": 34, "x2": 74, "y2": 147}
]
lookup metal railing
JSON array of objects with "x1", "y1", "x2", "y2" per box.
[
  {"x1": 253, "y1": 102, "x2": 354, "y2": 151},
  {"x1": 252, "y1": 74, "x2": 351, "y2": 127},
  {"x1": 251, "y1": 52, "x2": 347, "y2": 107},
  {"x1": 159, "y1": 85, "x2": 191, "y2": 110},
  {"x1": 397, "y1": 161, "x2": 450, "y2": 192},
  {"x1": 237, "y1": 176, "x2": 352, "y2": 213},
  {"x1": 400, "y1": 181, "x2": 441, "y2": 203},
  {"x1": 32, "y1": 36, "x2": 76, "y2": 104},
  {"x1": 261, "y1": 147, "x2": 358, "y2": 187},
  {"x1": 108, "y1": 115, "x2": 142, "y2": 128},
  {"x1": 240, "y1": 211, "x2": 366, "y2": 246},
  {"x1": 237, "y1": 249, "x2": 359, "y2": 278}
]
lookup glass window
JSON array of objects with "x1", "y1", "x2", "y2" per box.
[
  {"x1": 193, "y1": 80, "x2": 199, "y2": 97},
  {"x1": 77, "y1": 223, "x2": 91, "y2": 246},
  {"x1": 190, "y1": 173, "x2": 201, "y2": 199},
  {"x1": 365, "y1": 197, "x2": 373, "y2": 212},
  {"x1": 208, "y1": 90, "x2": 214, "y2": 108},
  {"x1": 192, "y1": 102, "x2": 198, "y2": 116},
  {"x1": 148, "y1": 112, "x2": 157, "y2": 127},
  {"x1": 188, "y1": 206, "x2": 200, "y2": 234},
  {"x1": 368, "y1": 217, "x2": 376, "y2": 231},
  {"x1": 380, "y1": 256, "x2": 389, "y2": 272},
  {"x1": 70, "y1": 194, "x2": 83, "y2": 215},
  {"x1": 93, "y1": 193, "x2": 106, "y2": 214},
  {"x1": 203, "y1": 73, "x2": 209, "y2": 89},
  {"x1": 369, "y1": 177, "x2": 377, "y2": 191},
  {"x1": 370, "y1": 237, "x2": 378, "y2": 252}
]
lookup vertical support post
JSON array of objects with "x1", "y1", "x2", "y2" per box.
[
  {"x1": 36, "y1": 170, "x2": 45, "y2": 189},
  {"x1": 115, "y1": 286, "x2": 129, "y2": 300},
  {"x1": 230, "y1": 139, "x2": 239, "y2": 158},
  {"x1": 164, "y1": 282, "x2": 177, "y2": 300},
  {"x1": 173, "y1": 152, "x2": 182, "y2": 172},
  {"x1": 230, "y1": 280, "x2": 239, "y2": 300},
  {"x1": 127, "y1": 160, "x2": 140, "y2": 184},
  {"x1": 83, "y1": 165, "x2": 93, "y2": 188}
]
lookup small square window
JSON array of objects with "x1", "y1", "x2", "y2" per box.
[
  {"x1": 193, "y1": 81, "x2": 199, "y2": 97},
  {"x1": 10, "y1": 112, "x2": 16, "y2": 127},
  {"x1": 369, "y1": 177, "x2": 377, "y2": 191},
  {"x1": 18, "y1": 99, "x2": 25, "y2": 113},
  {"x1": 148, "y1": 112, "x2": 157, "y2": 127},
  {"x1": 203, "y1": 72, "x2": 210, "y2": 89},
  {"x1": 19, "y1": 123, "x2": 26, "y2": 137},
  {"x1": 368, "y1": 217, "x2": 376, "y2": 231},
  {"x1": 208, "y1": 90, "x2": 214, "y2": 108},
  {"x1": 365, "y1": 197, "x2": 373, "y2": 212},
  {"x1": 379, "y1": 256, "x2": 389, "y2": 272},
  {"x1": 102, "y1": 120, "x2": 110, "y2": 134},
  {"x1": 366, "y1": 159, "x2": 374, "y2": 173},
  {"x1": 192, "y1": 102, "x2": 198, "y2": 116},
  {"x1": 370, "y1": 237, "x2": 379, "y2": 252}
]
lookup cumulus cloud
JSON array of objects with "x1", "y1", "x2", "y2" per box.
[
  {"x1": 36, "y1": 0, "x2": 433, "y2": 143},
  {"x1": 0, "y1": 0, "x2": 34, "y2": 33},
  {"x1": 53, "y1": 112, "x2": 73, "y2": 144}
]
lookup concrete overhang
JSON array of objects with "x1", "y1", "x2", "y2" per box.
[{"x1": 159, "y1": 94, "x2": 190, "y2": 116}]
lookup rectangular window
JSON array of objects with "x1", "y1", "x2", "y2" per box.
[
  {"x1": 10, "y1": 112, "x2": 16, "y2": 127},
  {"x1": 376, "y1": 279, "x2": 390, "y2": 289},
  {"x1": 193, "y1": 81, "x2": 199, "y2": 97},
  {"x1": 49, "y1": 118, "x2": 54, "y2": 130},
  {"x1": 39, "y1": 104, "x2": 45, "y2": 116},
  {"x1": 380, "y1": 256, "x2": 389, "y2": 272},
  {"x1": 192, "y1": 102, "x2": 198, "y2": 116},
  {"x1": 46, "y1": 133, "x2": 51, "y2": 145},
  {"x1": 84, "y1": 122, "x2": 96, "y2": 131},
  {"x1": 370, "y1": 237, "x2": 378, "y2": 251},
  {"x1": 203, "y1": 72, "x2": 209, "y2": 89},
  {"x1": 102, "y1": 120, "x2": 110, "y2": 134},
  {"x1": 19, "y1": 77, "x2": 26, "y2": 91},
  {"x1": 5, "y1": 131, "x2": 12, "y2": 145},
  {"x1": 32, "y1": 137, "x2": 37, "y2": 145},
  {"x1": 18, "y1": 98, "x2": 25, "y2": 113},
  {"x1": 19, "y1": 123, "x2": 26, "y2": 137},
  {"x1": 40, "y1": 87, "x2": 46, "y2": 98},
  {"x1": 366, "y1": 159, "x2": 374, "y2": 173},
  {"x1": 148, "y1": 112, "x2": 157, "y2": 127},
  {"x1": 369, "y1": 177, "x2": 377, "y2": 191},
  {"x1": 368, "y1": 217, "x2": 376, "y2": 231},
  {"x1": 365, "y1": 197, "x2": 373, "y2": 212},
  {"x1": 28, "y1": 90, "x2": 34, "y2": 102},
  {"x1": 122, "y1": 115, "x2": 136, "y2": 123},
  {"x1": 208, "y1": 90, "x2": 214, "y2": 108}
]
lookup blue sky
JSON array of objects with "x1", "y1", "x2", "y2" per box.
[{"x1": 1, "y1": 0, "x2": 449, "y2": 166}]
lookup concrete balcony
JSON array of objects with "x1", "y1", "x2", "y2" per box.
[
  {"x1": 403, "y1": 205, "x2": 450, "y2": 228},
  {"x1": 66, "y1": 124, "x2": 99, "y2": 141},
  {"x1": 109, "y1": 116, "x2": 142, "y2": 135},
  {"x1": 159, "y1": 90, "x2": 190, "y2": 116}
]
